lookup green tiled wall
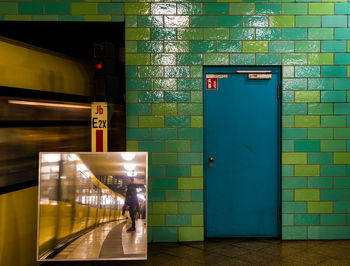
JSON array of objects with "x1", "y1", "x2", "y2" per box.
[{"x1": 3, "y1": 0, "x2": 350, "y2": 241}]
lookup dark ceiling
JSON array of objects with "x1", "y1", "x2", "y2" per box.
[
  {"x1": 0, "y1": 21, "x2": 126, "y2": 104},
  {"x1": 0, "y1": 21, "x2": 125, "y2": 64}
]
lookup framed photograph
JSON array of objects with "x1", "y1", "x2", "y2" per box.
[{"x1": 37, "y1": 152, "x2": 148, "y2": 261}]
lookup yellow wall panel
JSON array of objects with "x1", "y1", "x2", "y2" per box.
[{"x1": 0, "y1": 186, "x2": 37, "y2": 266}]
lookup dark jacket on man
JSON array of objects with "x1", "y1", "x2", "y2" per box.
[{"x1": 125, "y1": 183, "x2": 138, "y2": 208}]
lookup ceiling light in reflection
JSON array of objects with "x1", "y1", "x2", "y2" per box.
[
  {"x1": 42, "y1": 154, "x2": 61, "y2": 163},
  {"x1": 82, "y1": 171, "x2": 91, "y2": 179},
  {"x1": 41, "y1": 174, "x2": 50, "y2": 180},
  {"x1": 121, "y1": 153, "x2": 136, "y2": 161},
  {"x1": 127, "y1": 170, "x2": 137, "y2": 177},
  {"x1": 68, "y1": 154, "x2": 80, "y2": 161},
  {"x1": 40, "y1": 199, "x2": 49, "y2": 205},
  {"x1": 60, "y1": 176, "x2": 67, "y2": 180},
  {"x1": 76, "y1": 163, "x2": 88, "y2": 172},
  {"x1": 124, "y1": 163, "x2": 136, "y2": 171},
  {"x1": 41, "y1": 165, "x2": 59, "y2": 173}
]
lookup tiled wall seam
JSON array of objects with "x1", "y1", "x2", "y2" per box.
[{"x1": 2, "y1": 0, "x2": 350, "y2": 241}]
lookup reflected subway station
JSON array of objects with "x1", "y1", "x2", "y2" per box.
[{"x1": 37, "y1": 152, "x2": 148, "y2": 261}]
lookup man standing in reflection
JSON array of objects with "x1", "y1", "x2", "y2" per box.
[{"x1": 125, "y1": 177, "x2": 138, "y2": 232}]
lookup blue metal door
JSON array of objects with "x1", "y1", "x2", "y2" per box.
[{"x1": 204, "y1": 66, "x2": 281, "y2": 238}]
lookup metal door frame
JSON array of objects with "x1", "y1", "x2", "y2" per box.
[{"x1": 203, "y1": 66, "x2": 282, "y2": 238}]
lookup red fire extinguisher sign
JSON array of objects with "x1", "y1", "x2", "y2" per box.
[{"x1": 206, "y1": 78, "x2": 218, "y2": 90}]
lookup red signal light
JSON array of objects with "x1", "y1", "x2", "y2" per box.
[{"x1": 96, "y1": 63, "x2": 103, "y2": 70}]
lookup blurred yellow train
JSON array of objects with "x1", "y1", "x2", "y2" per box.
[
  {"x1": 0, "y1": 36, "x2": 125, "y2": 265},
  {"x1": 38, "y1": 154, "x2": 125, "y2": 259}
]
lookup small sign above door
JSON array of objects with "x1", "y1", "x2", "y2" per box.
[
  {"x1": 248, "y1": 73, "x2": 272, "y2": 79},
  {"x1": 206, "y1": 74, "x2": 228, "y2": 79},
  {"x1": 206, "y1": 74, "x2": 228, "y2": 90}
]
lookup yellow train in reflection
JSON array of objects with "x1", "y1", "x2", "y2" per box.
[{"x1": 38, "y1": 153, "x2": 125, "y2": 259}]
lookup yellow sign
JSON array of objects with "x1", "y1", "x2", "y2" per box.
[{"x1": 91, "y1": 102, "x2": 108, "y2": 152}]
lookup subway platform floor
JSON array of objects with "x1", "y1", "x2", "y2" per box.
[
  {"x1": 44, "y1": 238, "x2": 350, "y2": 265},
  {"x1": 52, "y1": 219, "x2": 146, "y2": 260}
]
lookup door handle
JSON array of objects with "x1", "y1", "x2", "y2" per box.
[{"x1": 208, "y1": 157, "x2": 214, "y2": 168}]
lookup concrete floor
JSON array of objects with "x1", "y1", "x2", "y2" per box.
[{"x1": 44, "y1": 238, "x2": 350, "y2": 265}]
